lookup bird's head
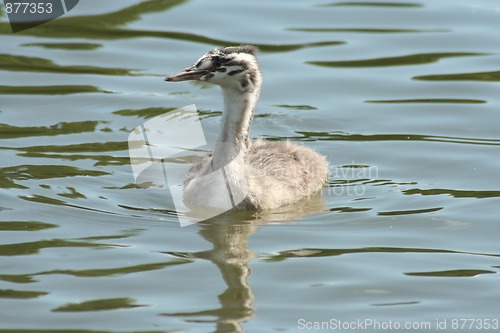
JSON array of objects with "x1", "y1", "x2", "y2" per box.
[{"x1": 165, "y1": 45, "x2": 262, "y2": 92}]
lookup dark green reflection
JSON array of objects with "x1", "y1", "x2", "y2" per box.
[
  {"x1": 405, "y1": 269, "x2": 495, "y2": 277},
  {"x1": 414, "y1": 70, "x2": 500, "y2": 82},
  {"x1": 38, "y1": 261, "x2": 189, "y2": 278},
  {"x1": 1, "y1": 164, "x2": 108, "y2": 180},
  {"x1": 21, "y1": 42, "x2": 102, "y2": 50},
  {"x1": 113, "y1": 107, "x2": 177, "y2": 119},
  {"x1": 0, "y1": 0, "x2": 186, "y2": 37},
  {"x1": 322, "y1": 2, "x2": 423, "y2": 7},
  {"x1": 0, "y1": 221, "x2": 57, "y2": 231},
  {"x1": 377, "y1": 207, "x2": 442, "y2": 215},
  {"x1": 274, "y1": 104, "x2": 318, "y2": 110},
  {"x1": 58, "y1": 187, "x2": 86, "y2": 199},
  {"x1": 280, "y1": 131, "x2": 500, "y2": 147},
  {"x1": 15, "y1": 141, "x2": 130, "y2": 166},
  {"x1": 330, "y1": 206, "x2": 372, "y2": 213},
  {"x1": 19, "y1": 195, "x2": 67, "y2": 205},
  {"x1": 0, "y1": 85, "x2": 109, "y2": 95},
  {"x1": 0, "y1": 0, "x2": 342, "y2": 52},
  {"x1": 403, "y1": 188, "x2": 500, "y2": 199},
  {"x1": 0, "y1": 121, "x2": 99, "y2": 139},
  {"x1": 266, "y1": 247, "x2": 500, "y2": 262},
  {"x1": 41, "y1": 0, "x2": 188, "y2": 31},
  {"x1": 307, "y1": 52, "x2": 486, "y2": 68},
  {"x1": 0, "y1": 239, "x2": 101, "y2": 256},
  {"x1": 0, "y1": 54, "x2": 135, "y2": 75},
  {"x1": 0, "y1": 288, "x2": 47, "y2": 299},
  {"x1": 19, "y1": 141, "x2": 128, "y2": 153},
  {"x1": 1, "y1": 164, "x2": 108, "y2": 188},
  {"x1": 0, "y1": 274, "x2": 35, "y2": 284},
  {"x1": 366, "y1": 98, "x2": 486, "y2": 104},
  {"x1": 17, "y1": 151, "x2": 130, "y2": 166},
  {"x1": 0, "y1": 258, "x2": 189, "y2": 283},
  {"x1": 18, "y1": 195, "x2": 128, "y2": 218},
  {"x1": 53, "y1": 298, "x2": 144, "y2": 312},
  {"x1": 288, "y1": 28, "x2": 445, "y2": 33},
  {"x1": 113, "y1": 107, "x2": 225, "y2": 121}
]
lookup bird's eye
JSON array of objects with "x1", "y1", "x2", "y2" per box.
[{"x1": 212, "y1": 56, "x2": 222, "y2": 68}]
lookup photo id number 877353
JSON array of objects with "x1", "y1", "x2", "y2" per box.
[{"x1": 5, "y1": 2, "x2": 53, "y2": 14}]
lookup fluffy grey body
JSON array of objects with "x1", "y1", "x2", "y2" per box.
[
  {"x1": 165, "y1": 45, "x2": 329, "y2": 210},
  {"x1": 184, "y1": 139, "x2": 328, "y2": 210}
]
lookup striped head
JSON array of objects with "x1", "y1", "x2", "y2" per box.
[{"x1": 165, "y1": 45, "x2": 262, "y2": 92}]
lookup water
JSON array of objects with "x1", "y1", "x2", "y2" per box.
[{"x1": 1, "y1": 0, "x2": 500, "y2": 332}]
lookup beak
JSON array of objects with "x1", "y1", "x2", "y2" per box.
[{"x1": 164, "y1": 67, "x2": 208, "y2": 82}]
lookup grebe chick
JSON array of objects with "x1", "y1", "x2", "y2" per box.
[{"x1": 165, "y1": 45, "x2": 328, "y2": 210}]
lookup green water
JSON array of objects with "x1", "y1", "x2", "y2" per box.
[{"x1": 1, "y1": 0, "x2": 500, "y2": 332}]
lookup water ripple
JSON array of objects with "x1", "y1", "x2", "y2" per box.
[
  {"x1": 0, "y1": 85, "x2": 110, "y2": 95},
  {"x1": 0, "y1": 289, "x2": 47, "y2": 299},
  {"x1": 414, "y1": 70, "x2": 500, "y2": 82},
  {"x1": 365, "y1": 98, "x2": 486, "y2": 104},
  {"x1": 0, "y1": 54, "x2": 136, "y2": 76},
  {"x1": 377, "y1": 207, "x2": 443, "y2": 216},
  {"x1": 0, "y1": 0, "x2": 344, "y2": 52},
  {"x1": 403, "y1": 188, "x2": 500, "y2": 199},
  {"x1": 1, "y1": 164, "x2": 108, "y2": 188},
  {"x1": 0, "y1": 260, "x2": 189, "y2": 283},
  {"x1": 321, "y1": 2, "x2": 423, "y2": 8},
  {"x1": 268, "y1": 247, "x2": 500, "y2": 261},
  {"x1": 21, "y1": 42, "x2": 102, "y2": 50},
  {"x1": 285, "y1": 132, "x2": 500, "y2": 146},
  {"x1": 52, "y1": 298, "x2": 146, "y2": 312},
  {"x1": 0, "y1": 239, "x2": 111, "y2": 256},
  {"x1": 307, "y1": 52, "x2": 487, "y2": 68},
  {"x1": 405, "y1": 269, "x2": 496, "y2": 277},
  {"x1": 0, "y1": 221, "x2": 57, "y2": 231},
  {"x1": 288, "y1": 27, "x2": 446, "y2": 34},
  {"x1": 0, "y1": 121, "x2": 100, "y2": 139}
]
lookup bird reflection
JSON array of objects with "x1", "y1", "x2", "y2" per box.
[
  {"x1": 196, "y1": 215, "x2": 258, "y2": 332},
  {"x1": 163, "y1": 194, "x2": 327, "y2": 332}
]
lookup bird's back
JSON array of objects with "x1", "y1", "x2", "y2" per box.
[
  {"x1": 244, "y1": 139, "x2": 329, "y2": 209},
  {"x1": 183, "y1": 139, "x2": 328, "y2": 210}
]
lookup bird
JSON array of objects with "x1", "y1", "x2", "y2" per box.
[{"x1": 165, "y1": 45, "x2": 328, "y2": 211}]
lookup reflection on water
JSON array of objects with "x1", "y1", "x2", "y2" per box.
[
  {"x1": 0, "y1": 53, "x2": 135, "y2": 75},
  {"x1": 268, "y1": 131, "x2": 500, "y2": 147},
  {"x1": 365, "y1": 98, "x2": 486, "y2": 104},
  {"x1": 288, "y1": 27, "x2": 447, "y2": 33},
  {"x1": 163, "y1": 201, "x2": 327, "y2": 332},
  {"x1": 323, "y1": 2, "x2": 424, "y2": 7},
  {"x1": 0, "y1": 121, "x2": 100, "y2": 138},
  {"x1": 403, "y1": 188, "x2": 500, "y2": 199},
  {"x1": 414, "y1": 70, "x2": 500, "y2": 82},
  {"x1": 165, "y1": 218, "x2": 257, "y2": 333},
  {"x1": 307, "y1": 52, "x2": 486, "y2": 68},
  {"x1": 0, "y1": 0, "x2": 343, "y2": 52},
  {"x1": 1, "y1": 0, "x2": 500, "y2": 331}
]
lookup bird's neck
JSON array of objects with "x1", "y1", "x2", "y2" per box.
[{"x1": 212, "y1": 85, "x2": 260, "y2": 168}]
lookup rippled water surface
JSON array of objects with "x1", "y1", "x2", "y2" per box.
[{"x1": 1, "y1": 0, "x2": 500, "y2": 332}]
